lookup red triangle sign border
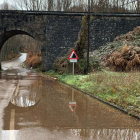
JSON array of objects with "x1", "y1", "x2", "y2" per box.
[{"x1": 68, "y1": 49, "x2": 79, "y2": 60}]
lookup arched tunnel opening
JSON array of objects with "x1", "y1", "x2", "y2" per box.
[{"x1": 0, "y1": 30, "x2": 42, "y2": 71}]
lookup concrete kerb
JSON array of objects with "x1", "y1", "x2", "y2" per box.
[{"x1": 32, "y1": 71, "x2": 140, "y2": 120}]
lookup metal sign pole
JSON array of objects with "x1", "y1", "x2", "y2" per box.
[{"x1": 73, "y1": 63, "x2": 74, "y2": 75}]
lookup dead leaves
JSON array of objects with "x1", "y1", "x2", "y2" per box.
[{"x1": 104, "y1": 44, "x2": 140, "y2": 71}]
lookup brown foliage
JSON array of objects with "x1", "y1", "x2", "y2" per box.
[
  {"x1": 8, "y1": 51, "x2": 15, "y2": 60},
  {"x1": 104, "y1": 45, "x2": 140, "y2": 71},
  {"x1": 133, "y1": 26, "x2": 140, "y2": 36},
  {"x1": 8, "y1": 51, "x2": 19, "y2": 60},
  {"x1": 26, "y1": 52, "x2": 41, "y2": 68}
]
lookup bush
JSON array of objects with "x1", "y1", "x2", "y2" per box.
[
  {"x1": 7, "y1": 51, "x2": 19, "y2": 60},
  {"x1": 26, "y1": 52, "x2": 42, "y2": 68},
  {"x1": 53, "y1": 57, "x2": 69, "y2": 74},
  {"x1": 104, "y1": 44, "x2": 140, "y2": 71},
  {"x1": 89, "y1": 52, "x2": 102, "y2": 71},
  {"x1": 90, "y1": 26, "x2": 140, "y2": 72}
]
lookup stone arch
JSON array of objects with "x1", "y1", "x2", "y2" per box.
[
  {"x1": 0, "y1": 29, "x2": 40, "y2": 70},
  {"x1": 0, "y1": 30, "x2": 37, "y2": 49}
]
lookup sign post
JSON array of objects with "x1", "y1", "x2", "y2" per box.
[
  {"x1": 73, "y1": 63, "x2": 74, "y2": 75},
  {"x1": 68, "y1": 49, "x2": 79, "y2": 75}
]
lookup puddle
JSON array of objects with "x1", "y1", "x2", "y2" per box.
[
  {"x1": 1, "y1": 53, "x2": 140, "y2": 140},
  {"x1": 10, "y1": 95, "x2": 36, "y2": 107},
  {"x1": 10, "y1": 79, "x2": 42, "y2": 108}
]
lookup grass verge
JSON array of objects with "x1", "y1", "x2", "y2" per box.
[{"x1": 28, "y1": 65, "x2": 140, "y2": 118}]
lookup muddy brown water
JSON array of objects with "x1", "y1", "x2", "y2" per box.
[{"x1": 1, "y1": 54, "x2": 140, "y2": 140}]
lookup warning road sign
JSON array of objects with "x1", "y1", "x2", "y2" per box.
[
  {"x1": 68, "y1": 49, "x2": 79, "y2": 75},
  {"x1": 68, "y1": 50, "x2": 79, "y2": 60}
]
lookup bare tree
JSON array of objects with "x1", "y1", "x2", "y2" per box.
[
  {"x1": 11, "y1": 0, "x2": 140, "y2": 13},
  {"x1": 0, "y1": 2, "x2": 16, "y2": 10},
  {"x1": 13, "y1": 0, "x2": 85, "y2": 11},
  {"x1": 13, "y1": 0, "x2": 45, "y2": 10},
  {"x1": 56, "y1": 0, "x2": 62, "y2": 11}
]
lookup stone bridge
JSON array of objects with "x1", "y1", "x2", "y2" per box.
[{"x1": 0, "y1": 10, "x2": 140, "y2": 71}]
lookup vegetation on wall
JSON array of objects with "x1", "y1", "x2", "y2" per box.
[
  {"x1": 104, "y1": 44, "x2": 140, "y2": 71},
  {"x1": 53, "y1": 15, "x2": 88, "y2": 74},
  {"x1": 92, "y1": 26, "x2": 140, "y2": 72},
  {"x1": 53, "y1": 15, "x2": 102, "y2": 74}
]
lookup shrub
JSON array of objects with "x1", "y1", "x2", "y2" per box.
[
  {"x1": 26, "y1": 52, "x2": 42, "y2": 68},
  {"x1": 53, "y1": 57, "x2": 69, "y2": 74},
  {"x1": 91, "y1": 26, "x2": 140, "y2": 71},
  {"x1": 104, "y1": 44, "x2": 140, "y2": 71},
  {"x1": 8, "y1": 51, "x2": 17, "y2": 60},
  {"x1": 89, "y1": 52, "x2": 102, "y2": 71}
]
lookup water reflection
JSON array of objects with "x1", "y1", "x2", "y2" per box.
[
  {"x1": 2, "y1": 65, "x2": 140, "y2": 140},
  {"x1": 10, "y1": 80, "x2": 42, "y2": 108},
  {"x1": 1, "y1": 128, "x2": 140, "y2": 140},
  {"x1": 68, "y1": 88, "x2": 78, "y2": 113},
  {"x1": 10, "y1": 95, "x2": 36, "y2": 107},
  {"x1": 70, "y1": 129, "x2": 140, "y2": 140}
]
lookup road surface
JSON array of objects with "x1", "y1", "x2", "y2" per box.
[{"x1": 0, "y1": 53, "x2": 140, "y2": 140}]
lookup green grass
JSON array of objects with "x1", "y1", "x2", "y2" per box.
[
  {"x1": 31, "y1": 67, "x2": 140, "y2": 116},
  {"x1": 42, "y1": 70, "x2": 140, "y2": 116}
]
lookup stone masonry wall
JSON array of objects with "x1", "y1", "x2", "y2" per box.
[
  {"x1": 42, "y1": 16, "x2": 82, "y2": 70},
  {"x1": 0, "y1": 11, "x2": 140, "y2": 70},
  {"x1": 90, "y1": 17, "x2": 140, "y2": 51}
]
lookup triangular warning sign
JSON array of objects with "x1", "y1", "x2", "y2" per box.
[
  {"x1": 68, "y1": 50, "x2": 79, "y2": 60},
  {"x1": 68, "y1": 104, "x2": 78, "y2": 113},
  {"x1": 71, "y1": 53, "x2": 76, "y2": 58}
]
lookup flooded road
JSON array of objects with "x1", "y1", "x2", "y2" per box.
[{"x1": 0, "y1": 53, "x2": 140, "y2": 140}]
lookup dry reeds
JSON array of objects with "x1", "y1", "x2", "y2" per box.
[{"x1": 104, "y1": 44, "x2": 140, "y2": 71}]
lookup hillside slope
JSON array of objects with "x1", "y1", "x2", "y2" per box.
[{"x1": 92, "y1": 26, "x2": 140, "y2": 71}]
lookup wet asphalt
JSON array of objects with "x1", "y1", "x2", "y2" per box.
[{"x1": 0, "y1": 53, "x2": 140, "y2": 140}]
